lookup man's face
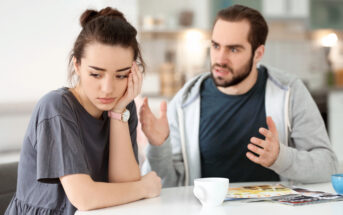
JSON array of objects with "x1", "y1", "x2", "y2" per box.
[{"x1": 210, "y1": 19, "x2": 254, "y2": 87}]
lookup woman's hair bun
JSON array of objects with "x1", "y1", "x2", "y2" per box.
[
  {"x1": 80, "y1": 7, "x2": 126, "y2": 28},
  {"x1": 99, "y1": 7, "x2": 126, "y2": 21},
  {"x1": 80, "y1": 9, "x2": 99, "y2": 28}
]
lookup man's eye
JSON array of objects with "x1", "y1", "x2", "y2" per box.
[
  {"x1": 90, "y1": 73, "x2": 101, "y2": 78},
  {"x1": 212, "y1": 43, "x2": 219, "y2": 49},
  {"x1": 231, "y1": 48, "x2": 238, "y2": 53}
]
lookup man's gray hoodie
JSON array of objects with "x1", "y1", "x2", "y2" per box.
[{"x1": 142, "y1": 65, "x2": 338, "y2": 187}]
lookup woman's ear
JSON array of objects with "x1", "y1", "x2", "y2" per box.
[
  {"x1": 253, "y1": 45, "x2": 265, "y2": 63},
  {"x1": 73, "y1": 57, "x2": 81, "y2": 76}
]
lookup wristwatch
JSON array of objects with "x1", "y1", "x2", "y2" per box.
[{"x1": 108, "y1": 109, "x2": 130, "y2": 122}]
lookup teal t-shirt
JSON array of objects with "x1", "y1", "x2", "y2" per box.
[{"x1": 199, "y1": 67, "x2": 279, "y2": 182}]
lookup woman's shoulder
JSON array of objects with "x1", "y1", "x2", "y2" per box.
[
  {"x1": 39, "y1": 87, "x2": 68, "y2": 102},
  {"x1": 33, "y1": 87, "x2": 77, "y2": 124}
]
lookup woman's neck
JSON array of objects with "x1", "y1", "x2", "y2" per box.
[{"x1": 70, "y1": 87, "x2": 103, "y2": 119}]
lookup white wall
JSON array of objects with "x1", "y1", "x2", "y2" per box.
[{"x1": 0, "y1": 0, "x2": 138, "y2": 103}]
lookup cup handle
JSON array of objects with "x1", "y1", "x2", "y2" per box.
[{"x1": 193, "y1": 185, "x2": 207, "y2": 203}]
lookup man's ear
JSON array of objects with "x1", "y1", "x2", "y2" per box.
[
  {"x1": 253, "y1": 45, "x2": 265, "y2": 63},
  {"x1": 73, "y1": 57, "x2": 81, "y2": 75}
]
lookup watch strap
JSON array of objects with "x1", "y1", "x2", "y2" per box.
[
  {"x1": 108, "y1": 109, "x2": 130, "y2": 122},
  {"x1": 108, "y1": 111, "x2": 122, "y2": 121}
]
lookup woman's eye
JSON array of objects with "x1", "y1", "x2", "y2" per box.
[
  {"x1": 116, "y1": 75, "x2": 128, "y2": 79},
  {"x1": 90, "y1": 73, "x2": 101, "y2": 78}
]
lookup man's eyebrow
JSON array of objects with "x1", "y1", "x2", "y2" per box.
[
  {"x1": 226, "y1": 44, "x2": 245, "y2": 49},
  {"x1": 211, "y1": 40, "x2": 245, "y2": 49}
]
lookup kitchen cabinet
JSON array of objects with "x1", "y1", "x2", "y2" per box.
[
  {"x1": 262, "y1": 0, "x2": 309, "y2": 19},
  {"x1": 211, "y1": 0, "x2": 309, "y2": 22},
  {"x1": 310, "y1": 0, "x2": 343, "y2": 30},
  {"x1": 209, "y1": 0, "x2": 261, "y2": 25}
]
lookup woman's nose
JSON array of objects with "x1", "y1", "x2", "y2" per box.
[{"x1": 101, "y1": 76, "x2": 114, "y2": 94}]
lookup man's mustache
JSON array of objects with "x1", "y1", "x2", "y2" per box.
[{"x1": 212, "y1": 63, "x2": 233, "y2": 73}]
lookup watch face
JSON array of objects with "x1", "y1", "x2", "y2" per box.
[{"x1": 122, "y1": 109, "x2": 130, "y2": 122}]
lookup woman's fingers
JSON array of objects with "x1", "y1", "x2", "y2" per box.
[
  {"x1": 137, "y1": 63, "x2": 143, "y2": 94},
  {"x1": 126, "y1": 72, "x2": 133, "y2": 99},
  {"x1": 131, "y1": 63, "x2": 138, "y2": 96},
  {"x1": 133, "y1": 62, "x2": 143, "y2": 96}
]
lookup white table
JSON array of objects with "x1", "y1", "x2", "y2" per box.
[{"x1": 75, "y1": 182, "x2": 343, "y2": 215}]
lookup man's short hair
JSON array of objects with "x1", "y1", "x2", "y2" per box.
[{"x1": 214, "y1": 4, "x2": 268, "y2": 53}]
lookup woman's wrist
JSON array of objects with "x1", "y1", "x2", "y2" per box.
[
  {"x1": 136, "y1": 179, "x2": 148, "y2": 199},
  {"x1": 111, "y1": 107, "x2": 126, "y2": 113}
]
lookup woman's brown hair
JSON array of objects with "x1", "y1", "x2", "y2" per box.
[{"x1": 68, "y1": 7, "x2": 145, "y2": 86}]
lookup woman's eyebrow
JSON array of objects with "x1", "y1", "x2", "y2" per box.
[
  {"x1": 88, "y1": 65, "x2": 131, "y2": 72},
  {"x1": 117, "y1": 66, "x2": 131, "y2": 72},
  {"x1": 88, "y1": 65, "x2": 106, "y2": 71}
]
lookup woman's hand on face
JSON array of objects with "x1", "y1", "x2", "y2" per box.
[{"x1": 112, "y1": 62, "x2": 142, "y2": 113}]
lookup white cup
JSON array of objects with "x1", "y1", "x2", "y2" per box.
[{"x1": 193, "y1": 177, "x2": 229, "y2": 207}]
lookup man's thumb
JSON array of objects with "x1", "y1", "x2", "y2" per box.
[
  {"x1": 141, "y1": 97, "x2": 152, "y2": 114},
  {"x1": 267, "y1": 116, "x2": 277, "y2": 134},
  {"x1": 143, "y1": 97, "x2": 149, "y2": 106},
  {"x1": 160, "y1": 101, "x2": 167, "y2": 118}
]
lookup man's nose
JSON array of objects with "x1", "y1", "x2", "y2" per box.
[{"x1": 216, "y1": 49, "x2": 229, "y2": 65}]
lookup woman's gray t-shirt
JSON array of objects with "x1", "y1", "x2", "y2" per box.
[{"x1": 5, "y1": 87, "x2": 138, "y2": 215}]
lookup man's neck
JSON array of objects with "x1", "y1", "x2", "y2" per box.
[{"x1": 217, "y1": 67, "x2": 259, "y2": 95}]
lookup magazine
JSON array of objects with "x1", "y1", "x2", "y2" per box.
[
  {"x1": 272, "y1": 187, "x2": 343, "y2": 206},
  {"x1": 225, "y1": 184, "x2": 298, "y2": 201}
]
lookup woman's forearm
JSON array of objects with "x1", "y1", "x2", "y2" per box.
[
  {"x1": 61, "y1": 174, "x2": 146, "y2": 211},
  {"x1": 108, "y1": 118, "x2": 141, "y2": 182},
  {"x1": 83, "y1": 180, "x2": 146, "y2": 210}
]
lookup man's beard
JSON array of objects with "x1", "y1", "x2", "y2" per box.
[{"x1": 211, "y1": 55, "x2": 254, "y2": 88}]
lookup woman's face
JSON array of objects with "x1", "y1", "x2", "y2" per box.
[{"x1": 74, "y1": 42, "x2": 134, "y2": 118}]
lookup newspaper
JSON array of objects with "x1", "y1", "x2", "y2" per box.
[
  {"x1": 225, "y1": 184, "x2": 298, "y2": 201},
  {"x1": 225, "y1": 184, "x2": 343, "y2": 206},
  {"x1": 272, "y1": 187, "x2": 343, "y2": 206}
]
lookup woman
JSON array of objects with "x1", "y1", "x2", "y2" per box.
[{"x1": 6, "y1": 7, "x2": 161, "y2": 215}]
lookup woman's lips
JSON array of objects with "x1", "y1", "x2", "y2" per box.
[{"x1": 98, "y1": 98, "x2": 115, "y2": 104}]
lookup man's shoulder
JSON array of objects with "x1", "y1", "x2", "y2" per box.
[
  {"x1": 262, "y1": 64, "x2": 299, "y2": 88},
  {"x1": 171, "y1": 73, "x2": 210, "y2": 106}
]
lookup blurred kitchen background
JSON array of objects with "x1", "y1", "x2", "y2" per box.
[{"x1": 1, "y1": 0, "x2": 343, "y2": 171}]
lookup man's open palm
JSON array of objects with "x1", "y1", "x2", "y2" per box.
[{"x1": 139, "y1": 97, "x2": 169, "y2": 146}]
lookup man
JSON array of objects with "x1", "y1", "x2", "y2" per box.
[{"x1": 139, "y1": 5, "x2": 337, "y2": 187}]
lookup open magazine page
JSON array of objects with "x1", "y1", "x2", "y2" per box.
[
  {"x1": 225, "y1": 184, "x2": 298, "y2": 201},
  {"x1": 273, "y1": 187, "x2": 343, "y2": 206}
]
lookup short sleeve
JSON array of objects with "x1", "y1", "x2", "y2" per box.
[{"x1": 36, "y1": 116, "x2": 91, "y2": 183}]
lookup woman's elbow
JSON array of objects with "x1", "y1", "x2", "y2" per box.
[
  {"x1": 68, "y1": 193, "x2": 94, "y2": 211},
  {"x1": 60, "y1": 174, "x2": 99, "y2": 211}
]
